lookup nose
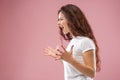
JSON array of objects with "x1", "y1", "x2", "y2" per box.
[{"x1": 57, "y1": 20, "x2": 61, "y2": 27}]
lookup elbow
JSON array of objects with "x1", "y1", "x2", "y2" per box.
[
  {"x1": 89, "y1": 70, "x2": 96, "y2": 78},
  {"x1": 90, "y1": 73, "x2": 95, "y2": 78},
  {"x1": 86, "y1": 68, "x2": 96, "y2": 78}
]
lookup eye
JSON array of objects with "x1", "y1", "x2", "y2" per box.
[{"x1": 58, "y1": 18, "x2": 63, "y2": 21}]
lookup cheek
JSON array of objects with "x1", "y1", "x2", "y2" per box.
[
  {"x1": 61, "y1": 21, "x2": 65, "y2": 25},
  {"x1": 61, "y1": 21, "x2": 70, "y2": 33},
  {"x1": 62, "y1": 21, "x2": 68, "y2": 28}
]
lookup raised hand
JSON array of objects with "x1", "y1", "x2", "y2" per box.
[
  {"x1": 44, "y1": 46, "x2": 62, "y2": 60},
  {"x1": 44, "y1": 45, "x2": 74, "y2": 62},
  {"x1": 57, "y1": 45, "x2": 74, "y2": 62}
]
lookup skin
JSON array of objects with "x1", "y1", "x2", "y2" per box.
[
  {"x1": 58, "y1": 12, "x2": 72, "y2": 35},
  {"x1": 44, "y1": 12, "x2": 96, "y2": 78}
]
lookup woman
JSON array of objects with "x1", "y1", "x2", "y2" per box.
[{"x1": 44, "y1": 4, "x2": 101, "y2": 80}]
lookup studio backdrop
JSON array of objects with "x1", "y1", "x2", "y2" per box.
[{"x1": 0, "y1": 0, "x2": 120, "y2": 80}]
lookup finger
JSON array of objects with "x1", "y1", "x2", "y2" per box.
[
  {"x1": 57, "y1": 49, "x2": 63, "y2": 54},
  {"x1": 70, "y1": 45, "x2": 74, "y2": 54},
  {"x1": 54, "y1": 56, "x2": 61, "y2": 61},
  {"x1": 47, "y1": 47, "x2": 62, "y2": 56},
  {"x1": 43, "y1": 48, "x2": 56, "y2": 57},
  {"x1": 43, "y1": 49, "x2": 48, "y2": 53},
  {"x1": 43, "y1": 48, "x2": 51, "y2": 52},
  {"x1": 47, "y1": 47, "x2": 55, "y2": 53},
  {"x1": 44, "y1": 53, "x2": 50, "y2": 56},
  {"x1": 55, "y1": 45, "x2": 60, "y2": 50},
  {"x1": 61, "y1": 45, "x2": 67, "y2": 52},
  {"x1": 44, "y1": 51, "x2": 57, "y2": 58},
  {"x1": 43, "y1": 48, "x2": 52, "y2": 54},
  {"x1": 43, "y1": 49, "x2": 51, "y2": 56},
  {"x1": 47, "y1": 47, "x2": 53, "y2": 51}
]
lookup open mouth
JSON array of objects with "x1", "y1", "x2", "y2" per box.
[
  {"x1": 59, "y1": 26, "x2": 72, "y2": 40},
  {"x1": 59, "y1": 26, "x2": 64, "y2": 35}
]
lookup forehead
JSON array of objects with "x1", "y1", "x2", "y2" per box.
[{"x1": 58, "y1": 12, "x2": 65, "y2": 18}]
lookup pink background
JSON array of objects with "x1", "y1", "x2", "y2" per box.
[{"x1": 0, "y1": 0, "x2": 120, "y2": 80}]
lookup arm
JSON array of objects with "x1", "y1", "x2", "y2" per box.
[
  {"x1": 44, "y1": 46, "x2": 96, "y2": 78},
  {"x1": 59, "y1": 45, "x2": 96, "y2": 78},
  {"x1": 69, "y1": 50, "x2": 96, "y2": 78},
  {"x1": 44, "y1": 46, "x2": 62, "y2": 61}
]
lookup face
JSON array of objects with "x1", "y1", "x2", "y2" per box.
[{"x1": 58, "y1": 12, "x2": 70, "y2": 35}]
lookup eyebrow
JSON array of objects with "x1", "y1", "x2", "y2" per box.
[{"x1": 58, "y1": 17, "x2": 63, "y2": 20}]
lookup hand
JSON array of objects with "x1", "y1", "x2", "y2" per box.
[
  {"x1": 44, "y1": 46, "x2": 62, "y2": 60},
  {"x1": 57, "y1": 45, "x2": 74, "y2": 63}
]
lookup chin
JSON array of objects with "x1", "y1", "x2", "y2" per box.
[
  {"x1": 64, "y1": 32, "x2": 70, "y2": 36},
  {"x1": 64, "y1": 32, "x2": 67, "y2": 35}
]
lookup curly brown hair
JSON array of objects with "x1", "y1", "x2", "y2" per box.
[{"x1": 58, "y1": 4, "x2": 101, "y2": 72}]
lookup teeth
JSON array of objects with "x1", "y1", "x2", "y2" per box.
[{"x1": 59, "y1": 26, "x2": 64, "y2": 28}]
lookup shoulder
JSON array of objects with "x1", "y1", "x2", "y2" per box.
[
  {"x1": 75, "y1": 36, "x2": 96, "y2": 49},
  {"x1": 81, "y1": 37, "x2": 94, "y2": 43},
  {"x1": 74, "y1": 36, "x2": 93, "y2": 43},
  {"x1": 71, "y1": 36, "x2": 95, "y2": 47},
  {"x1": 79, "y1": 37, "x2": 96, "y2": 53},
  {"x1": 80, "y1": 37, "x2": 95, "y2": 46}
]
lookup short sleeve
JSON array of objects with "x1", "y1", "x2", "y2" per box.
[{"x1": 80, "y1": 38, "x2": 96, "y2": 53}]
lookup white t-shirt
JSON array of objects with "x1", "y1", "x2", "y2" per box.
[{"x1": 63, "y1": 36, "x2": 96, "y2": 80}]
